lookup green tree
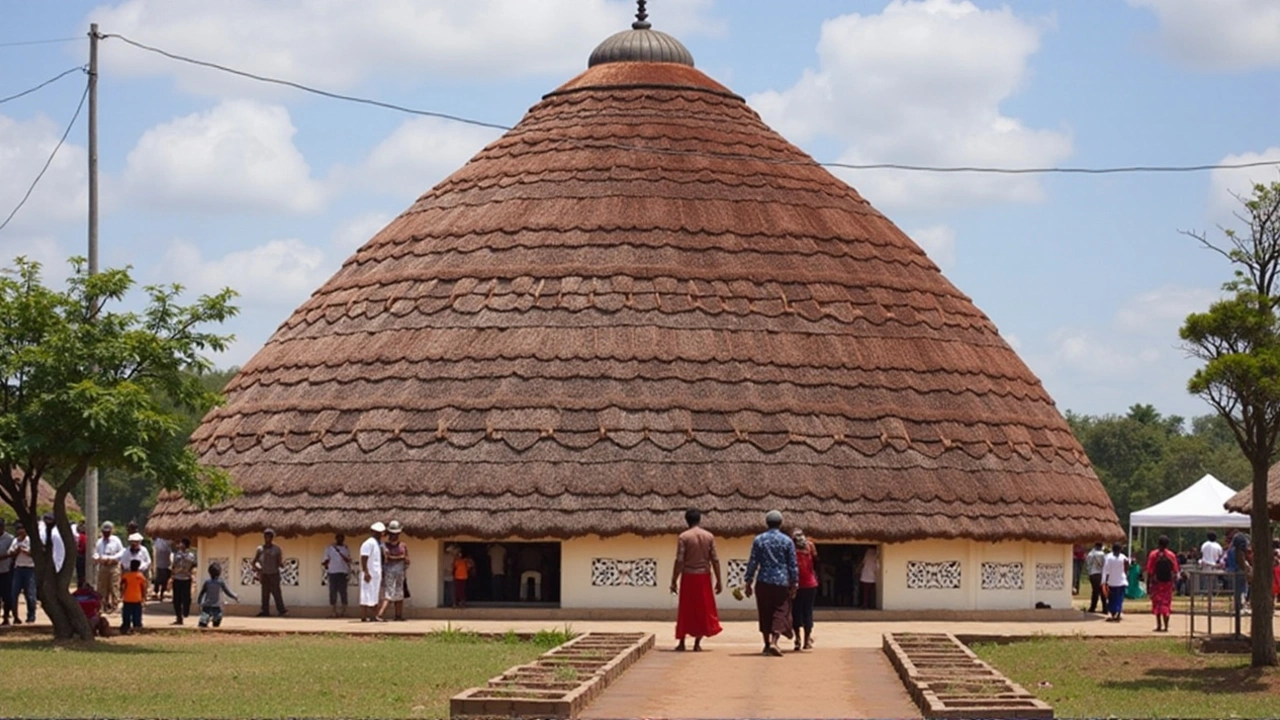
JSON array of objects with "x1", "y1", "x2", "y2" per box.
[
  {"x1": 81, "y1": 367, "x2": 240, "y2": 528},
  {"x1": 1180, "y1": 180, "x2": 1280, "y2": 667},
  {"x1": 0, "y1": 258, "x2": 238, "y2": 640}
]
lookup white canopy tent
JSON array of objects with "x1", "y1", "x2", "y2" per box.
[{"x1": 1128, "y1": 474, "x2": 1250, "y2": 552}]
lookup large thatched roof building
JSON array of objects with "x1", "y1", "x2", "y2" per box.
[{"x1": 148, "y1": 9, "x2": 1120, "y2": 612}]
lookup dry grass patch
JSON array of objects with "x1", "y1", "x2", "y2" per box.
[{"x1": 971, "y1": 636, "x2": 1280, "y2": 718}]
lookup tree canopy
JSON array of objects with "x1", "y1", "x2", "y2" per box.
[
  {"x1": 1179, "y1": 179, "x2": 1280, "y2": 667},
  {"x1": 0, "y1": 257, "x2": 237, "y2": 639}
]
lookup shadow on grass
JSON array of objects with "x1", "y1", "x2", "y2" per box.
[
  {"x1": 1101, "y1": 666, "x2": 1272, "y2": 694},
  {"x1": 2, "y1": 637, "x2": 178, "y2": 655}
]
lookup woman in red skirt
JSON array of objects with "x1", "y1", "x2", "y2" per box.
[
  {"x1": 1144, "y1": 535, "x2": 1180, "y2": 632},
  {"x1": 671, "y1": 509, "x2": 723, "y2": 651}
]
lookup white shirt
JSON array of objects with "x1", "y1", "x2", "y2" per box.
[
  {"x1": 1101, "y1": 553, "x2": 1129, "y2": 586},
  {"x1": 11, "y1": 535, "x2": 34, "y2": 568},
  {"x1": 121, "y1": 545, "x2": 151, "y2": 573},
  {"x1": 860, "y1": 548, "x2": 879, "y2": 583},
  {"x1": 1200, "y1": 540, "x2": 1223, "y2": 568},
  {"x1": 488, "y1": 544, "x2": 506, "y2": 574},
  {"x1": 323, "y1": 544, "x2": 352, "y2": 575},
  {"x1": 38, "y1": 524, "x2": 65, "y2": 571},
  {"x1": 359, "y1": 537, "x2": 382, "y2": 575},
  {"x1": 94, "y1": 535, "x2": 124, "y2": 565}
]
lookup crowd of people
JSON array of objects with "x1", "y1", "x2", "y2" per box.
[
  {"x1": 670, "y1": 509, "x2": 845, "y2": 656},
  {"x1": 1078, "y1": 530, "x2": 1280, "y2": 630}
]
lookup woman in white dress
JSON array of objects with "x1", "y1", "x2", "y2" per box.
[{"x1": 359, "y1": 522, "x2": 385, "y2": 622}]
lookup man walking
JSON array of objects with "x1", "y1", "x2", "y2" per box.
[
  {"x1": 93, "y1": 522, "x2": 124, "y2": 613},
  {"x1": 1085, "y1": 542, "x2": 1106, "y2": 613},
  {"x1": 322, "y1": 532, "x2": 353, "y2": 618},
  {"x1": 152, "y1": 536, "x2": 172, "y2": 602},
  {"x1": 0, "y1": 519, "x2": 15, "y2": 625},
  {"x1": 743, "y1": 510, "x2": 798, "y2": 656},
  {"x1": 169, "y1": 537, "x2": 197, "y2": 625},
  {"x1": 359, "y1": 522, "x2": 385, "y2": 622},
  {"x1": 252, "y1": 528, "x2": 287, "y2": 617},
  {"x1": 670, "y1": 508, "x2": 722, "y2": 651}
]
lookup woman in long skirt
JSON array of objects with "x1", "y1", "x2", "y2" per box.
[
  {"x1": 378, "y1": 521, "x2": 409, "y2": 621},
  {"x1": 1101, "y1": 542, "x2": 1129, "y2": 622},
  {"x1": 1144, "y1": 535, "x2": 1179, "y2": 632}
]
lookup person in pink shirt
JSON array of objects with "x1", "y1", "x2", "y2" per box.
[{"x1": 791, "y1": 529, "x2": 819, "y2": 651}]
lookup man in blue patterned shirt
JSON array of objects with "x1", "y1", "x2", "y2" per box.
[{"x1": 744, "y1": 510, "x2": 798, "y2": 656}]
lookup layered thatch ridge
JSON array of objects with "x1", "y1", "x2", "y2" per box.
[
  {"x1": 1225, "y1": 464, "x2": 1280, "y2": 521},
  {"x1": 147, "y1": 59, "x2": 1122, "y2": 542}
]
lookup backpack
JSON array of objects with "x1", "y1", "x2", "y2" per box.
[{"x1": 1153, "y1": 551, "x2": 1174, "y2": 583}]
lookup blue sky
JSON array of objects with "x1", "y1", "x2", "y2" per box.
[{"x1": 2, "y1": 0, "x2": 1279, "y2": 421}]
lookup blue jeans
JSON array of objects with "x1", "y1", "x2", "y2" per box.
[
  {"x1": 198, "y1": 605, "x2": 224, "y2": 627},
  {"x1": 13, "y1": 567, "x2": 35, "y2": 622},
  {"x1": 120, "y1": 601, "x2": 143, "y2": 631}
]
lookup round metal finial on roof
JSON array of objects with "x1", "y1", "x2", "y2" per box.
[{"x1": 587, "y1": 0, "x2": 695, "y2": 68}]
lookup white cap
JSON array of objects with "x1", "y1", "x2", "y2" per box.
[
  {"x1": 370, "y1": 521, "x2": 387, "y2": 533},
  {"x1": 127, "y1": 532, "x2": 144, "y2": 542}
]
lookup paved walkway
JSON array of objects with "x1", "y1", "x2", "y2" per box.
[{"x1": 581, "y1": 646, "x2": 918, "y2": 719}]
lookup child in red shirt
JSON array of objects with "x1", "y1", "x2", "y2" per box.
[{"x1": 119, "y1": 559, "x2": 148, "y2": 634}]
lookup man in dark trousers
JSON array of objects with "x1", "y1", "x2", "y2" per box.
[
  {"x1": 1085, "y1": 542, "x2": 1106, "y2": 613},
  {"x1": 253, "y1": 528, "x2": 287, "y2": 617}
]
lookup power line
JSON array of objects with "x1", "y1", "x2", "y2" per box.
[
  {"x1": 0, "y1": 81, "x2": 90, "y2": 233},
  {"x1": 103, "y1": 33, "x2": 510, "y2": 132},
  {"x1": 102, "y1": 31, "x2": 1280, "y2": 177},
  {"x1": 0, "y1": 66, "x2": 86, "y2": 106},
  {"x1": 0, "y1": 37, "x2": 81, "y2": 48}
]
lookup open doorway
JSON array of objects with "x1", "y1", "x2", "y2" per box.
[
  {"x1": 814, "y1": 543, "x2": 879, "y2": 609},
  {"x1": 440, "y1": 542, "x2": 561, "y2": 607}
]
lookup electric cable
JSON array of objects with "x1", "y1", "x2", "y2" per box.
[{"x1": 0, "y1": 81, "x2": 90, "y2": 233}]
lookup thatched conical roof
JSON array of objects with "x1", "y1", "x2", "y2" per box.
[
  {"x1": 1225, "y1": 463, "x2": 1280, "y2": 521},
  {"x1": 147, "y1": 23, "x2": 1121, "y2": 543}
]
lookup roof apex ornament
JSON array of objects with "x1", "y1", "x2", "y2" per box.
[
  {"x1": 587, "y1": 0, "x2": 695, "y2": 68},
  {"x1": 634, "y1": 0, "x2": 651, "y2": 30}
]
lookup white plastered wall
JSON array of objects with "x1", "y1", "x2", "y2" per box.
[
  {"x1": 882, "y1": 539, "x2": 1073, "y2": 610},
  {"x1": 198, "y1": 533, "x2": 440, "y2": 609}
]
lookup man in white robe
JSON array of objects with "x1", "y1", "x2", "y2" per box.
[{"x1": 359, "y1": 522, "x2": 385, "y2": 622}]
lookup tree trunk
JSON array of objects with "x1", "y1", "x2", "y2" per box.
[
  {"x1": 1250, "y1": 462, "x2": 1276, "y2": 666},
  {"x1": 36, "y1": 556, "x2": 92, "y2": 640},
  {"x1": 25, "y1": 503, "x2": 93, "y2": 641}
]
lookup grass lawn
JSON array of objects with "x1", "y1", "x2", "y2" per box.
[
  {"x1": 0, "y1": 629, "x2": 562, "y2": 719},
  {"x1": 971, "y1": 636, "x2": 1280, "y2": 718}
]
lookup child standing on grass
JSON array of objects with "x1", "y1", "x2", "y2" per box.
[
  {"x1": 197, "y1": 563, "x2": 238, "y2": 628},
  {"x1": 119, "y1": 559, "x2": 148, "y2": 634}
]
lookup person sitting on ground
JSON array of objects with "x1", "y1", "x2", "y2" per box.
[
  {"x1": 197, "y1": 563, "x2": 238, "y2": 628},
  {"x1": 72, "y1": 581, "x2": 110, "y2": 637}
]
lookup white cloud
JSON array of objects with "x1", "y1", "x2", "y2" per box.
[
  {"x1": 122, "y1": 100, "x2": 326, "y2": 214},
  {"x1": 90, "y1": 0, "x2": 717, "y2": 94},
  {"x1": 750, "y1": 0, "x2": 1071, "y2": 211},
  {"x1": 356, "y1": 117, "x2": 502, "y2": 201},
  {"x1": 1027, "y1": 285, "x2": 1219, "y2": 415},
  {"x1": 0, "y1": 114, "x2": 87, "y2": 232},
  {"x1": 0, "y1": 236, "x2": 69, "y2": 279},
  {"x1": 332, "y1": 211, "x2": 393, "y2": 254},
  {"x1": 1128, "y1": 0, "x2": 1280, "y2": 71},
  {"x1": 908, "y1": 224, "x2": 956, "y2": 269},
  {"x1": 162, "y1": 237, "x2": 330, "y2": 305},
  {"x1": 1208, "y1": 147, "x2": 1280, "y2": 220}
]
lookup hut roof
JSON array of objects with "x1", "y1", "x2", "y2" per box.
[
  {"x1": 147, "y1": 21, "x2": 1121, "y2": 543},
  {"x1": 1224, "y1": 464, "x2": 1280, "y2": 521}
]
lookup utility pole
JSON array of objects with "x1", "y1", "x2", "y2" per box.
[{"x1": 85, "y1": 22, "x2": 100, "y2": 560}]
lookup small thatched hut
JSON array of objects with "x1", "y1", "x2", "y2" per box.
[
  {"x1": 1225, "y1": 464, "x2": 1280, "y2": 521},
  {"x1": 147, "y1": 11, "x2": 1121, "y2": 611}
]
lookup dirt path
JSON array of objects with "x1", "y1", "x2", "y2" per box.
[{"x1": 580, "y1": 645, "x2": 919, "y2": 719}]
